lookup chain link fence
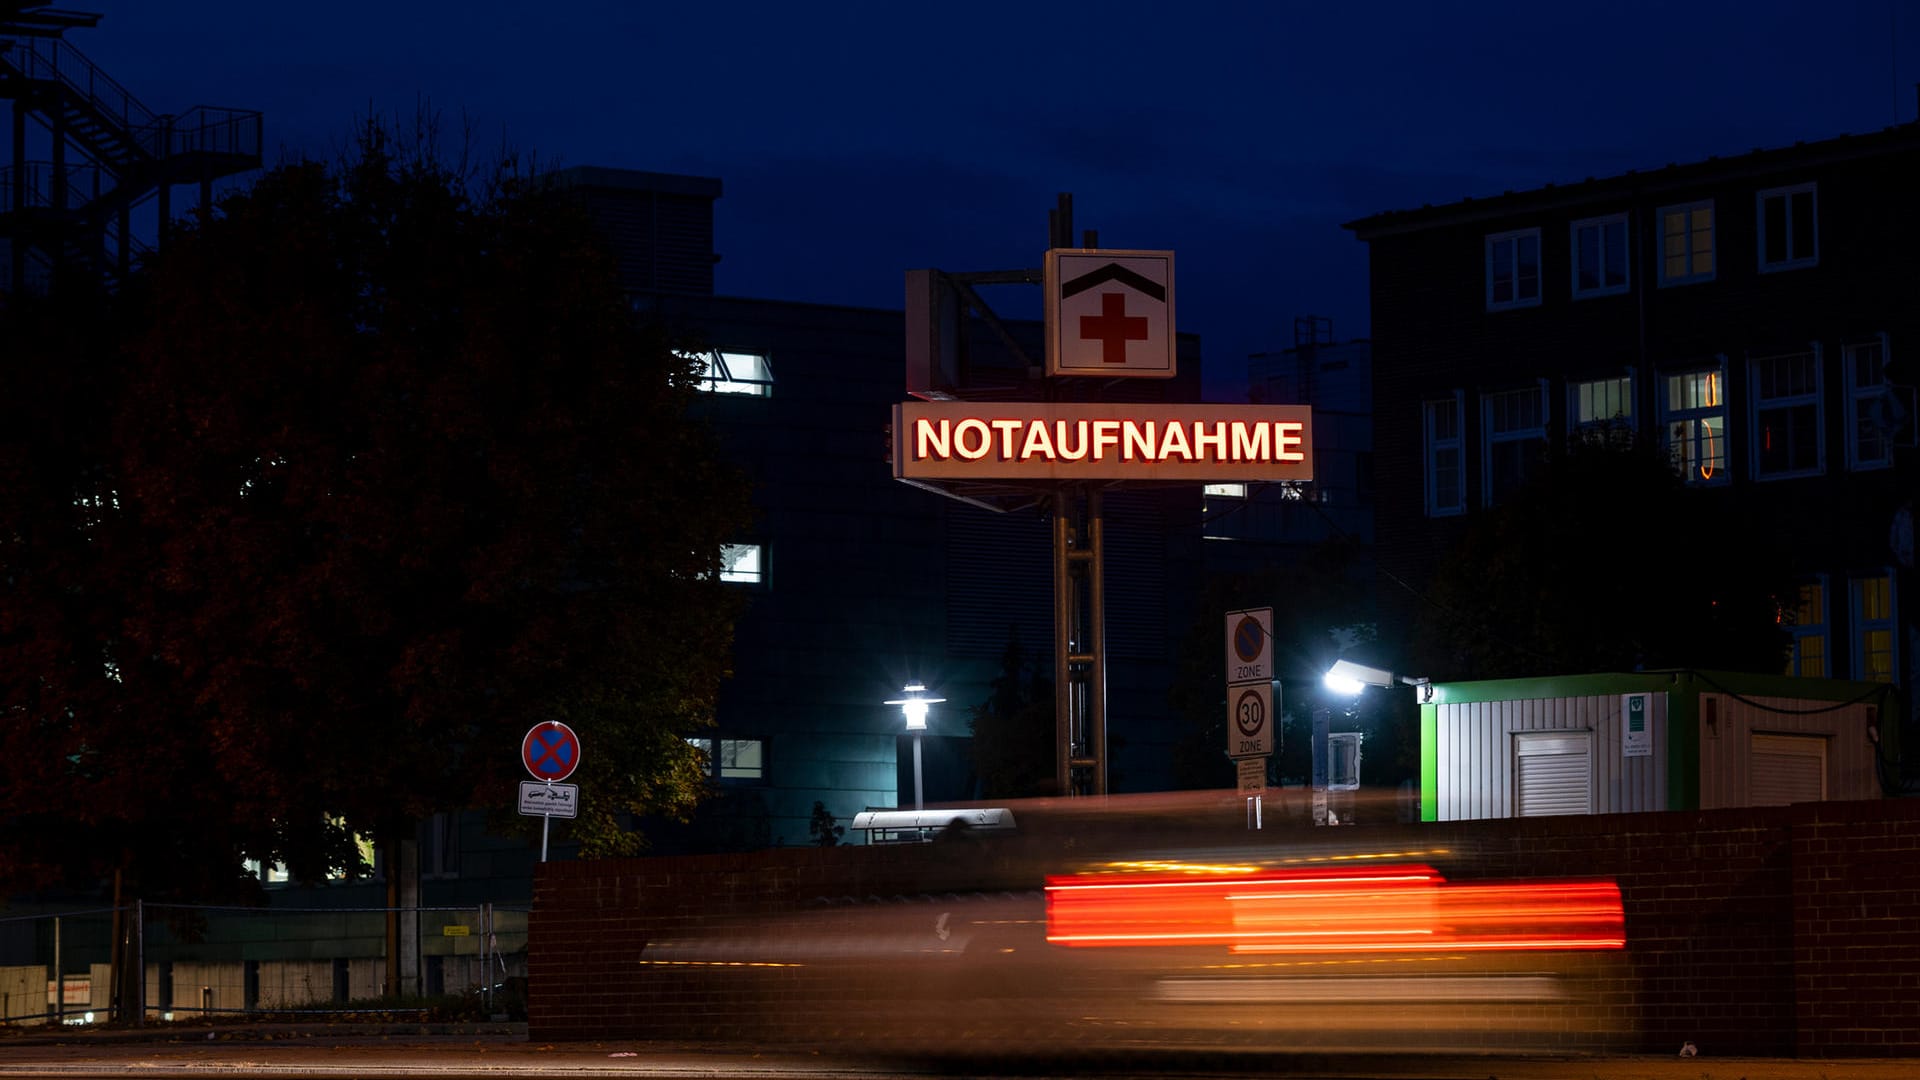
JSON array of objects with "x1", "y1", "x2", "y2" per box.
[{"x1": 0, "y1": 902, "x2": 527, "y2": 1026}]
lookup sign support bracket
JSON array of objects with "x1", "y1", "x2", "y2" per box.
[{"x1": 1053, "y1": 485, "x2": 1108, "y2": 796}]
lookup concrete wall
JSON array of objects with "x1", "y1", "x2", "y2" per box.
[{"x1": 527, "y1": 797, "x2": 1920, "y2": 1057}]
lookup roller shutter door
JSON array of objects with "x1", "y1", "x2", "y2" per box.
[
  {"x1": 1750, "y1": 733, "x2": 1826, "y2": 806},
  {"x1": 1514, "y1": 732, "x2": 1592, "y2": 817}
]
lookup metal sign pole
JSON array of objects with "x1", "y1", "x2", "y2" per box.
[{"x1": 540, "y1": 780, "x2": 552, "y2": 862}]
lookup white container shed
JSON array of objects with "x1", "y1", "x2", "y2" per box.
[{"x1": 1419, "y1": 669, "x2": 1899, "y2": 822}]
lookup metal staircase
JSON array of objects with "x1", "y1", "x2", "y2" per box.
[{"x1": 1, "y1": 4, "x2": 262, "y2": 292}]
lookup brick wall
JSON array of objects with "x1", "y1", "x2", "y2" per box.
[{"x1": 529, "y1": 799, "x2": 1920, "y2": 1056}]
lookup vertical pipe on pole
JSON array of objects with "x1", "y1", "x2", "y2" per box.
[
  {"x1": 108, "y1": 870, "x2": 122, "y2": 1023},
  {"x1": 134, "y1": 899, "x2": 144, "y2": 1026},
  {"x1": 1088, "y1": 488, "x2": 1107, "y2": 795},
  {"x1": 1051, "y1": 489, "x2": 1073, "y2": 796},
  {"x1": 52, "y1": 916, "x2": 62, "y2": 1026}
]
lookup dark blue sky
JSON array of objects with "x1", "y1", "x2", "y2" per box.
[{"x1": 80, "y1": 1, "x2": 1920, "y2": 399}]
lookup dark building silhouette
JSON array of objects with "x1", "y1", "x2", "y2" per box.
[
  {"x1": 1207, "y1": 318, "x2": 1373, "y2": 576},
  {"x1": 1346, "y1": 122, "x2": 1918, "y2": 745}
]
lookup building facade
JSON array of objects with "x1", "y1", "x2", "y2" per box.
[
  {"x1": 1347, "y1": 124, "x2": 1918, "y2": 752},
  {"x1": 571, "y1": 168, "x2": 1209, "y2": 850}
]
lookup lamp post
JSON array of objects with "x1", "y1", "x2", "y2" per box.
[
  {"x1": 1318, "y1": 659, "x2": 1430, "y2": 827},
  {"x1": 885, "y1": 683, "x2": 945, "y2": 811}
]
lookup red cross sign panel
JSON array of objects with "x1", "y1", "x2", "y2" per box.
[
  {"x1": 521, "y1": 721, "x2": 581, "y2": 782},
  {"x1": 1044, "y1": 248, "x2": 1175, "y2": 378}
]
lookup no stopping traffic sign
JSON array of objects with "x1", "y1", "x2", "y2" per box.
[{"x1": 521, "y1": 722, "x2": 581, "y2": 782}]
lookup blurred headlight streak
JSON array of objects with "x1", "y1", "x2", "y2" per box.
[{"x1": 1046, "y1": 864, "x2": 1623, "y2": 953}]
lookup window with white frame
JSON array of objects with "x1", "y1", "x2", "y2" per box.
[
  {"x1": 1757, "y1": 183, "x2": 1817, "y2": 272},
  {"x1": 1423, "y1": 393, "x2": 1465, "y2": 517},
  {"x1": 1658, "y1": 200, "x2": 1715, "y2": 285},
  {"x1": 693, "y1": 349, "x2": 774, "y2": 396},
  {"x1": 1750, "y1": 348, "x2": 1824, "y2": 480},
  {"x1": 1481, "y1": 382, "x2": 1548, "y2": 505},
  {"x1": 1661, "y1": 364, "x2": 1728, "y2": 484},
  {"x1": 1784, "y1": 577, "x2": 1828, "y2": 678},
  {"x1": 1569, "y1": 374, "x2": 1634, "y2": 444},
  {"x1": 1571, "y1": 213, "x2": 1629, "y2": 297},
  {"x1": 1485, "y1": 228, "x2": 1542, "y2": 310},
  {"x1": 719, "y1": 543, "x2": 764, "y2": 584},
  {"x1": 1852, "y1": 572, "x2": 1896, "y2": 683},
  {"x1": 1844, "y1": 336, "x2": 1896, "y2": 471},
  {"x1": 687, "y1": 736, "x2": 766, "y2": 781}
]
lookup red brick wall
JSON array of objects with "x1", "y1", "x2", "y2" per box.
[{"x1": 529, "y1": 799, "x2": 1920, "y2": 1056}]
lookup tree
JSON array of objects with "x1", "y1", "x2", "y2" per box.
[
  {"x1": 1167, "y1": 540, "x2": 1384, "y2": 791},
  {"x1": 0, "y1": 121, "x2": 752, "y2": 899},
  {"x1": 807, "y1": 801, "x2": 843, "y2": 847},
  {"x1": 1411, "y1": 435, "x2": 1793, "y2": 680},
  {"x1": 970, "y1": 628, "x2": 1057, "y2": 799}
]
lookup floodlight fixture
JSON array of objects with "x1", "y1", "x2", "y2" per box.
[{"x1": 1323, "y1": 659, "x2": 1432, "y2": 702}]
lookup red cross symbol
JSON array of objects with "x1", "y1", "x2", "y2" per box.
[{"x1": 1079, "y1": 291, "x2": 1149, "y2": 364}]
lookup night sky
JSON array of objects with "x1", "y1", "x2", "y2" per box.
[{"x1": 75, "y1": 1, "x2": 1920, "y2": 400}]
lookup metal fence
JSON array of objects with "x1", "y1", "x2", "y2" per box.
[{"x1": 0, "y1": 902, "x2": 528, "y2": 1026}]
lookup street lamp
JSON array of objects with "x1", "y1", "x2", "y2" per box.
[
  {"x1": 1323, "y1": 658, "x2": 1432, "y2": 702},
  {"x1": 884, "y1": 683, "x2": 945, "y2": 810}
]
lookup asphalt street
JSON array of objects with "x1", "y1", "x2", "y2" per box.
[{"x1": 1, "y1": 1026, "x2": 1919, "y2": 1080}]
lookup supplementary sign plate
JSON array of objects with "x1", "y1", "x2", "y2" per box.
[
  {"x1": 1237, "y1": 756, "x2": 1268, "y2": 796},
  {"x1": 518, "y1": 780, "x2": 579, "y2": 819}
]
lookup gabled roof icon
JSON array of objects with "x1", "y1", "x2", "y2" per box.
[{"x1": 1061, "y1": 262, "x2": 1166, "y2": 302}]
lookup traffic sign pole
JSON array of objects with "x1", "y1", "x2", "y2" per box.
[
  {"x1": 1225, "y1": 608, "x2": 1275, "y2": 830},
  {"x1": 520, "y1": 723, "x2": 583, "y2": 861}
]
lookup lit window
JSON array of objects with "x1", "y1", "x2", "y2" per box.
[
  {"x1": 1852, "y1": 573, "x2": 1896, "y2": 683},
  {"x1": 244, "y1": 859, "x2": 290, "y2": 885},
  {"x1": 1844, "y1": 337, "x2": 1898, "y2": 471},
  {"x1": 691, "y1": 349, "x2": 773, "y2": 396},
  {"x1": 1658, "y1": 201, "x2": 1715, "y2": 285},
  {"x1": 1481, "y1": 382, "x2": 1548, "y2": 506},
  {"x1": 242, "y1": 817, "x2": 374, "y2": 885},
  {"x1": 1423, "y1": 393, "x2": 1464, "y2": 517},
  {"x1": 718, "y1": 738, "x2": 764, "y2": 780},
  {"x1": 1750, "y1": 349, "x2": 1824, "y2": 480},
  {"x1": 1757, "y1": 183, "x2": 1817, "y2": 272},
  {"x1": 1569, "y1": 375, "x2": 1633, "y2": 444},
  {"x1": 1570, "y1": 214, "x2": 1629, "y2": 298},
  {"x1": 1784, "y1": 577, "x2": 1828, "y2": 678},
  {"x1": 719, "y1": 543, "x2": 764, "y2": 584},
  {"x1": 1661, "y1": 364, "x2": 1727, "y2": 484},
  {"x1": 1203, "y1": 483, "x2": 1247, "y2": 499},
  {"x1": 1485, "y1": 228, "x2": 1542, "y2": 310},
  {"x1": 687, "y1": 736, "x2": 765, "y2": 780}
]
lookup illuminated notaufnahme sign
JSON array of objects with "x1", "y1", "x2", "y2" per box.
[{"x1": 892, "y1": 403, "x2": 1313, "y2": 483}]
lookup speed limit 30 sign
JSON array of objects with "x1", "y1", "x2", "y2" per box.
[{"x1": 1230, "y1": 683, "x2": 1273, "y2": 758}]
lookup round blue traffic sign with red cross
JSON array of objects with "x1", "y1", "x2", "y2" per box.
[{"x1": 522, "y1": 722, "x2": 581, "y2": 782}]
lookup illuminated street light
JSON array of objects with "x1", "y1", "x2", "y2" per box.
[
  {"x1": 884, "y1": 683, "x2": 945, "y2": 810},
  {"x1": 1324, "y1": 658, "x2": 1432, "y2": 702}
]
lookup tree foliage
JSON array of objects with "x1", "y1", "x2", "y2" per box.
[
  {"x1": 1411, "y1": 436, "x2": 1793, "y2": 681},
  {"x1": 970, "y1": 628, "x2": 1058, "y2": 799},
  {"x1": 1167, "y1": 541, "x2": 1382, "y2": 791},
  {"x1": 0, "y1": 122, "x2": 751, "y2": 899}
]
